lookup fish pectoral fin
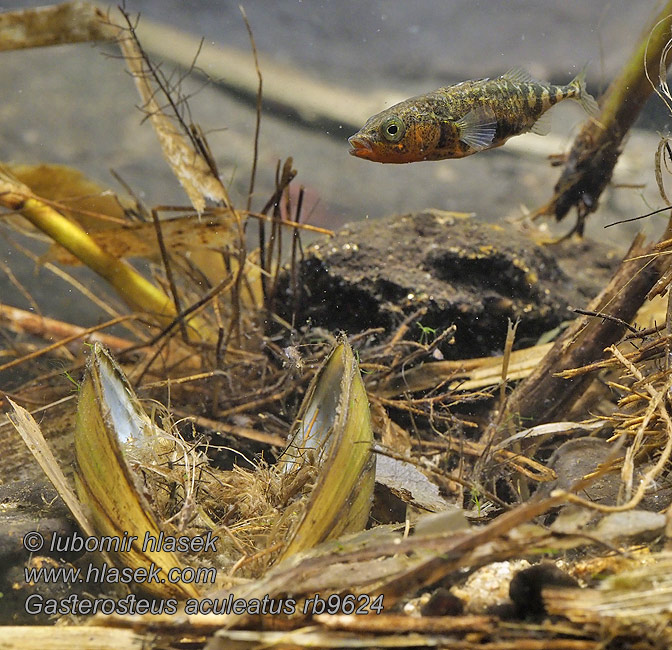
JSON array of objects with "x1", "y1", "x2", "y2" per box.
[
  {"x1": 529, "y1": 110, "x2": 552, "y2": 136},
  {"x1": 502, "y1": 66, "x2": 538, "y2": 83},
  {"x1": 456, "y1": 107, "x2": 497, "y2": 150}
]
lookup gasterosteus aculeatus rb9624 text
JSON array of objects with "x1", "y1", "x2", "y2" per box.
[{"x1": 348, "y1": 67, "x2": 598, "y2": 163}]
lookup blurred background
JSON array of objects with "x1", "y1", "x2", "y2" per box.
[{"x1": 0, "y1": 0, "x2": 669, "y2": 321}]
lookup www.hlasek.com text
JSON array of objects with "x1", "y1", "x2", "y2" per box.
[{"x1": 25, "y1": 558, "x2": 217, "y2": 587}]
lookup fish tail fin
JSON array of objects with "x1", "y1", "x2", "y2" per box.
[{"x1": 569, "y1": 65, "x2": 599, "y2": 116}]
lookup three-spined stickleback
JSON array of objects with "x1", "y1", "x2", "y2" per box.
[{"x1": 348, "y1": 67, "x2": 598, "y2": 163}]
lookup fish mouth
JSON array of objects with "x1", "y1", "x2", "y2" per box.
[{"x1": 348, "y1": 135, "x2": 374, "y2": 158}]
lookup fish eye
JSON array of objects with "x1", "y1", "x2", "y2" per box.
[{"x1": 380, "y1": 116, "x2": 405, "y2": 142}]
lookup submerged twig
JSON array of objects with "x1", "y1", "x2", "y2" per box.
[
  {"x1": 573, "y1": 308, "x2": 642, "y2": 335},
  {"x1": 555, "y1": 345, "x2": 672, "y2": 512},
  {"x1": 0, "y1": 302, "x2": 135, "y2": 353},
  {"x1": 0, "y1": 315, "x2": 134, "y2": 374},
  {"x1": 499, "y1": 233, "x2": 665, "y2": 435},
  {"x1": 536, "y1": 1, "x2": 672, "y2": 234},
  {"x1": 605, "y1": 204, "x2": 672, "y2": 228},
  {"x1": 0, "y1": 2, "x2": 114, "y2": 50},
  {"x1": 151, "y1": 208, "x2": 187, "y2": 342},
  {"x1": 113, "y1": 5, "x2": 232, "y2": 213},
  {"x1": 240, "y1": 6, "x2": 262, "y2": 214}
]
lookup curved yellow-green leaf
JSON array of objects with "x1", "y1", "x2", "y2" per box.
[{"x1": 0, "y1": 164, "x2": 215, "y2": 343}]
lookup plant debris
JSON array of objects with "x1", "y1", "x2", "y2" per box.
[{"x1": 2, "y1": 2, "x2": 672, "y2": 649}]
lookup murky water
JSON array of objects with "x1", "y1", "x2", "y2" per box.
[{"x1": 0, "y1": 0, "x2": 668, "y2": 325}]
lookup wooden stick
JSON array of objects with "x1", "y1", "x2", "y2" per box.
[
  {"x1": 538, "y1": 1, "x2": 672, "y2": 233},
  {"x1": 0, "y1": 301, "x2": 135, "y2": 351},
  {"x1": 498, "y1": 233, "x2": 664, "y2": 436}
]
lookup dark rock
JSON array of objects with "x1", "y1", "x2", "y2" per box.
[
  {"x1": 3, "y1": 556, "x2": 79, "y2": 625},
  {"x1": 0, "y1": 480, "x2": 75, "y2": 565},
  {"x1": 420, "y1": 587, "x2": 464, "y2": 616},
  {"x1": 535, "y1": 438, "x2": 624, "y2": 506},
  {"x1": 535, "y1": 437, "x2": 672, "y2": 513},
  {"x1": 509, "y1": 562, "x2": 579, "y2": 618},
  {"x1": 0, "y1": 479, "x2": 66, "y2": 512},
  {"x1": 282, "y1": 211, "x2": 617, "y2": 358},
  {"x1": 0, "y1": 479, "x2": 78, "y2": 625}
]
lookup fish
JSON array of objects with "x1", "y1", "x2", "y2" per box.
[{"x1": 348, "y1": 67, "x2": 598, "y2": 163}]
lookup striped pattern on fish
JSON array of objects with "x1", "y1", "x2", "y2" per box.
[{"x1": 348, "y1": 67, "x2": 598, "y2": 163}]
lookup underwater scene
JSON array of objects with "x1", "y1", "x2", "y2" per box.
[{"x1": 1, "y1": 1, "x2": 672, "y2": 647}]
